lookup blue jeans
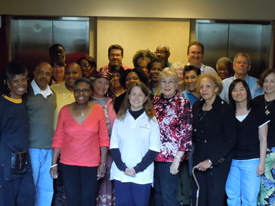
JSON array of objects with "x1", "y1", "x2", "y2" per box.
[
  {"x1": 154, "y1": 162, "x2": 180, "y2": 206},
  {"x1": 29, "y1": 148, "x2": 53, "y2": 206},
  {"x1": 114, "y1": 180, "x2": 151, "y2": 206},
  {"x1": 226, "y1": 158, "x2": 260, "y2": 206}
]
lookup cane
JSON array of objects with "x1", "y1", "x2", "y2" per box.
[{"x1": 192, "y1": 167, "x2": 200, "y2": 206}]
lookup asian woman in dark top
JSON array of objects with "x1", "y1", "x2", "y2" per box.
[
  {"x1": 254, "y1": 69, "x2": 275, "y2": 206},
  {"x1": 192, "y1": 73, "x2": 237, "y2": 206},
  {"x1": 226, "y1": 79, "x2": 268, "y2": 206}
]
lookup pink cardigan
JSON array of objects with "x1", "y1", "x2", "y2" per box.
[{"x1": 106, "y1": 97, "x2": 116, "y2": 132}]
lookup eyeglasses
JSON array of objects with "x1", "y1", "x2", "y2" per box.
[
  {"x1": 74, "y1": 89, "x2": 91, "y2": 94},
  {"x1": 160, "y1": 80, "x2": 176, "y2": 85},
  {"x1": 80, "y1": 64, "x2": 90, "y2": 69},
  {"x1": 232, "y1": 87, "x2": 245, "y2": 92},
  {"x1": 217, "y1": 68, "x2": 229, "y2": 72},
  {"x1": 154, "y1": 51, "x2": 168, "y2": 54}
]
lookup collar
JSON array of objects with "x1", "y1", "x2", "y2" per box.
[
  {"x1": 233, "y1": 74, "x2": 248, "y2": 81},
  {"x1": 200, "y1": 64, "x2": 205, "y2": 71},
  {"x1": 198, "y1": 95, "x2": 225, "y2": 110},
  {"x1": 31, "y1": 80, "x2": 53, "y2": 98},
  {"x1": 187, "y1": 62, "x2": 203, "y2": 69},
  {"x1": 3, "y1": 95, "x2": 22, "y2": 104},
  {"x1": 157, "y1": 92, "x2": 180, "y2": 103},
  {"x1": 186, "y1": 89, "x2": 192, "y2": 94}
]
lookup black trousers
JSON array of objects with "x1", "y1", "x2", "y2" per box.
[
  {"x1": 192, "y1": 161, "x2": 231, "y2": 206},
  {"x1": 61, "y1": 164, "x2": 98, "y2": 206},
  {"x1": 52, "y1": 156, "x2": 66, "y2": 206}
]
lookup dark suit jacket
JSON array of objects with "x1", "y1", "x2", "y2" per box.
[{"x1": 192, "y1": 96, "x2": 237, "y2": 166}]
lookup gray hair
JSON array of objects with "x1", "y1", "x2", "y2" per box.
[
  {"x1": 216, "y1": 57, "x2": 232, "y2": 69},
  {"x1": 156, "y1": 44, "x2": 170, "y2": 54},
  {"x1": 233, "y1": 53, "x2": 251, "y2": 66},
  {"x1": 171, "y1": 62, "x2": 185, "y2": 71}
]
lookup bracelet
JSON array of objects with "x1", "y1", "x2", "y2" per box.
[
  {"x1": 100, "y1": 162, "x2": 106, "y2": 166},
  {"x1": 50, "y1": 164, "x2": 58, "y2": 168},
  {"x1": 175, "y1": 155, "x2": 181, "y2": 160}
]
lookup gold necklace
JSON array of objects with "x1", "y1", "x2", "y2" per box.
[{"x1": 264, "y1": 97, "x2": 273, "y2": 116}]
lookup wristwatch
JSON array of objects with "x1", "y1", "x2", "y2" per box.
[{"x1": 100, "y1": 162, "x2": 106, "y2": 166}]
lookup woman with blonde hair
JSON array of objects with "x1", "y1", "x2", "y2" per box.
[{"x1": 153, "y1": 68, "x2": 192, "y2": 206}]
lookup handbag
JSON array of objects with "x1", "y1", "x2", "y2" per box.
[{"x1": 11, "y1": 151, "x2": 28, "y2": 174}]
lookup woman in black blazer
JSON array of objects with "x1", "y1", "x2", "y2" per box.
[{"x1": 192, "y1": 73, "x2": 237, "y2": 206}]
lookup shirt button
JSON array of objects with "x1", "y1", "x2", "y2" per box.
[
  {"x1": 204, "y1": 140, "x2": 207, "y2": 143},
  {"x1": 194, "y1": 129, "x2": 197, "y2": 132},
  {"x1": 201, "y1": 130, "x2": 204, "y2": 133}
]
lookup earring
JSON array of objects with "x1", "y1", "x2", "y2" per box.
[{"x1": 7, "y1": 87, "x2": 11, "y2": 94}]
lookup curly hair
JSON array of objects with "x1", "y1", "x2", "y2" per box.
[
  {"x1": 132, "y1": 50, "x2": 156, "y2": 68},
  {"x1": 196, "y1": 73, "x2": 223, "y2": 94},
  {"x1": 148, "y1": 57, "x2": 165, "y2": 71}
]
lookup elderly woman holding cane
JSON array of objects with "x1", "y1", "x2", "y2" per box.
[{"x1": 192, "y1": 73, "x2": 237, "y2": 206}]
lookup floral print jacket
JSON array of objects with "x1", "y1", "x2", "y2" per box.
[{"x1": 153, "y1": 93, "x2": 192, "y2": 162}]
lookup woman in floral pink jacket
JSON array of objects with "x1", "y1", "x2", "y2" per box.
[{"x1": 152, "y1": 68, "x2": 192, "y2": 206}]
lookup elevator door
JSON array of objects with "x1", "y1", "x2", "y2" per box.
[
  {"x1": 196, "y1": 22, "x2": 271, "y2": 78},
  {"x1": 11, "y1": 17, "x2": 89, "y2": 74}
]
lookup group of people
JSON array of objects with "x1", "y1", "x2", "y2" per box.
[{"x1": 0, "y1": 40, "x2": 274, "y2": 206}]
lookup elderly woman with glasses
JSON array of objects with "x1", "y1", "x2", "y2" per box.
[{"x1": 152, "y1": 68, "x2": 192, "y2": 206}]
